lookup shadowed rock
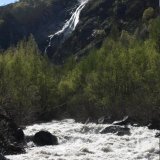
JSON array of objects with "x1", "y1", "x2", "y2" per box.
[
  {"x1": 100, "y1": 125, "x2": 130, "y2": 136},
  {"x1": 155, "y1": 132, "x2": 160, "y2": 138},
  {"x1": 15, "y1": 128, "x2": 25, "y2": 142},
  {"x1": 148, "y1": 119, "x2": 160, "y2": 130},
  {"x1": 0, "y1": 154, "x2": 8, "y2": 160},
  {"x1": 25, "y1": 135, "x2": 34, "y2": 143},
  {"x1": 33, "y1": 131, "x2": 58, "y2": 146},
  {"x1": 0, "y1": 107, "x2": 24, "y2": 155}
]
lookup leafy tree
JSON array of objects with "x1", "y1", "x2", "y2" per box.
[{"x1": 142, "y1": 7, "x2": 155, "y2": 22}]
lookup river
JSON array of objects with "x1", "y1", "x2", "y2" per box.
[{"x1": 7, "y1": 119, "x2": 159, "y2": 160}]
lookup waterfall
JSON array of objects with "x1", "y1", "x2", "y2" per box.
[{"x1": 45, "y1": 0, "x2": 89, "y2": 54}]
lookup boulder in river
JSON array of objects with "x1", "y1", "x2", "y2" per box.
[
  {"x1": 25, "y1": 135, "x2": 34, "y2": 143},
  {"x1": 100, "y1": 125, "x2": 130, "y2": 136},
  {"x1": 15, "y1": 128, "x2": 25, "y2": 142},
  {"x1": 155, "y1": 132, "x2": 160, "y2": 138},
  {"x1": 33, "y1": 131, "x2": 58, "y2": 146},
  {"x1": 148, "y1": 119, "x2": 160, "y2": 130}
]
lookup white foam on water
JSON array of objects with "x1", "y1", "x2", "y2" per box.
[{"x1": 7, "y1": 119, "x2": 159, "y2": 160}]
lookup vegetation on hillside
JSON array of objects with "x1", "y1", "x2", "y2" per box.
[
  {"x1": 0, "y1": 14, "x2": 160, "y2": 125},
  {"x1": 0, "y1": 36, "x2": 61, "y2": 124},
  {"x1": 0, "y1": 0, "x2": 76, "y2": 51}
]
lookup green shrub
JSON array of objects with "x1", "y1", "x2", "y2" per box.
[
  {"x1": 142, "y1": 7, "x2": 155, "y2": 22},
  {"x1": 148, "y1": 17, "x2": 160, "y2": 50}
]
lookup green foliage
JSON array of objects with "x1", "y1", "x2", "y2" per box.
[
  {"x1": 10, "y1": 0, "x2": 54, "y2": 26},
  {"x1": 120, "y1": 30, "x2": 135, "y2": 46},
  {"x1": 148, "y1": 17, "x2": 160, "y2": 50},
  {"x1": 0, "y1": 36, "x2": 60, "y2": 124},
  {"x1": 57, "y1": 36, "x2": 160, "y2": 123},
  {"x1": 142, "y1": 7, "x2": 155, "y2": 22},
  {"x1": 1, "y1": 28, "x2": 160, "y2": 125}
]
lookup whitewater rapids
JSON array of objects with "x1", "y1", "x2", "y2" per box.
[{"x1": 7, "y1": 119, "x2": 159, "y2": 160}]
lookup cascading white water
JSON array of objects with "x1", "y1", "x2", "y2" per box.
[
  {"x1": 45, "y1": 0, "x2": 89, "y2": 53},
  {"x1": 7, "y1": 119, "x2": 159, "y2": 160}
]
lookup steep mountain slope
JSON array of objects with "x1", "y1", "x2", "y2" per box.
[
  {"x1": 53, "y1": 0, "x2": 159, "y2": 62},
  {"x1": 0, "y1": 0, "x2": 77, "y2": 50},
  {"x1": 0, "y1": 0, "x2": 160, "y2": 128},
  {"x1": 0, "y1": 0, "x2": 159, "y2": 62}
]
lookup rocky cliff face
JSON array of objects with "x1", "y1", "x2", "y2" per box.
[
  {"x1": 0, "y1": 0, "x2": 159, "y2": 63},
  {"x1": 52, "y1": 0, "x2": 159, "y2": 62}
]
